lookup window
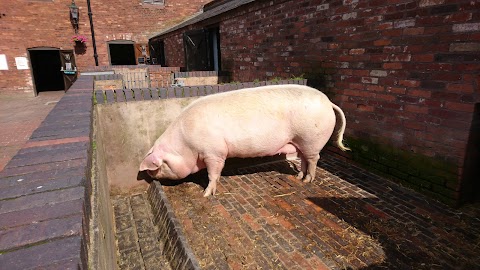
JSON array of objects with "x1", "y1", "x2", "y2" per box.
[{"x1": 143, "y1": 0, "x2": 164, "y2": 4}]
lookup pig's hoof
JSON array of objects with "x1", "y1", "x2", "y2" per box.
[
  {"x1": 303, "y1": 175, "x2": 313, "y2": 183},
  {"x1": 203, "y1": 186, "x2": 216, "y2": 197},
  {"x1": 295, "y1": 172, "x2": 304, "y2": 180}
]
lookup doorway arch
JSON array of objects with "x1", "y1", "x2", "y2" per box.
[{"x1": 107, "y1": 40, "x2": 136, "y2": 65}]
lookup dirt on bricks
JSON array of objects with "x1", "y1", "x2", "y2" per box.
[{"x1": 161, "y1": 155, "x2": 480, "y2": 270}]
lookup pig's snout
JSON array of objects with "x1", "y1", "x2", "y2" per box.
[{"x1": 146, "y1": 169, "x2": 158, "y2": 178}]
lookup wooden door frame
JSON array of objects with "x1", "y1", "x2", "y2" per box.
[{"x1": 59, "y1": 50, "x2": 77, "y2": 91}]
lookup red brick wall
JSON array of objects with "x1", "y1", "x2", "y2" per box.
[
  {"x1": 87, "y1": 0, "x2": 209, "y2": 68},
  {"x1": 163, "y1": 33, "x2": 185, "y2": 67},
  {"x1": 0, "y1": 0, "x2": 73, "y2": 93},
  {"x1": 0, "y1": 0, "x2": 209, "y2": 94},
  {"x1": 148, "y1": 66, "x2": 180, "y2": 87},
  {"x1": 156, "y1": 0, "x2": 480, "y2": 204}
]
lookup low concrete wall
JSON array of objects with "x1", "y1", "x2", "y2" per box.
[
  {"x1": 175, "y1": 76, "x2": 219, "y2": 86},
  {"x1": 90, "y1": 113, "x2": 117, "y2": 269},
  {"x1": 94, "y1": 79, "x2": 124, "y2": 91},
  {"x1": 173, "y1": 71, "x2": 230, "y2": 86},
  {"x1": 96, "y1": 97, "x2": 197, "y2": 195}
]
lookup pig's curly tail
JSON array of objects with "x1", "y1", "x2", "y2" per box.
[{"x1": 331, "y1": 103, "x2": 351, "y2": 151}]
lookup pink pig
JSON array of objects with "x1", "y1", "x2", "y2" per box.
[{"x1": 139, "y1": 84, "x2": 349, "y2": 197}]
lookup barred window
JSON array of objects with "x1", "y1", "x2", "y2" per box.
[{"x1": 143, "y1": 0, "x2": 164, "y2": 4}]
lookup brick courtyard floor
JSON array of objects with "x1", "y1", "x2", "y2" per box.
[
  {"x1": 0, "y1": 91, "x2": 64, "y2": 171},
  {"x1": 160, "y1": 156, "x2": 480, "y2": 270}
]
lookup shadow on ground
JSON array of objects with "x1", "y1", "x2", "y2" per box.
[
  {"x1": 138, "y1": 156, "x2": 298, "y2": 191},
  {"x1": 308, "y1": 156, "x2": 480, "y2": 269}
]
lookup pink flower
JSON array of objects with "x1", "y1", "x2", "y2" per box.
[{"x1": 71, "y1": 35, "x2": 87, "y2": 43}]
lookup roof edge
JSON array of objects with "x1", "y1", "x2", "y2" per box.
[{"x1": 149, "y1": 0, "x2": 256, "y2": 40}]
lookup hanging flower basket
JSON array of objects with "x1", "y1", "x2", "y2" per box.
[{"x1": 71, "y1": 34, "x2": 88, "y2": 44}]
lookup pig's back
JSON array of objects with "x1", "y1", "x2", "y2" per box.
[
  {"x1": 178, "y1": 85, "x2": 335, "y2": 157},
  {"x1": 184, "y1": 84, "x2": 329, "y2": 113}
]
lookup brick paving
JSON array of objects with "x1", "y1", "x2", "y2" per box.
[
  {"x1": 0, "y1": 77, "x2": 94, "y2": 269},
  {"x1": 0, "y1": 91, "x2": 64, "y2": 171},
  {"x1": 162, "y1": 155, "x2": 480, "y2": 270}
]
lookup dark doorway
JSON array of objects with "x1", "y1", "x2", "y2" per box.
[
  {"x1": 109, "y1": 42, "x2": 136, "y2": 65},
  {"x1": 149, "y1": 39, "x2": 166, "y2": 66},
  {"x1": 29, "y1": 49, "x2": 65, "y2": 94},
  {"x1": 460, "y1": 103, "x2": 480, "y2": 204},
  {"x1": 183, "y1": 27, "x2": 221, "y2": 71}
]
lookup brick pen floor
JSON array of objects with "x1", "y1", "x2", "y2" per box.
[{"x1": 159, "y1": 155, "x2": 480, "y2": 270}]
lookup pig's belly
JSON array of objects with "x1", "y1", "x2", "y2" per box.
[
  {"x1": 213, "y1": 114, "x2": 295, "y2": 158},
  {"x1": 225, "y1": 135, "x2": 294, "y2": 158}
]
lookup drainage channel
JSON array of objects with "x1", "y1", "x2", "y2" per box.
[
  {"x1": 112, "y1": 192, "x2": 171, "y2": 269},
  {"x1": 111, "y1": 182, "x2": 201, "y2": 270}
]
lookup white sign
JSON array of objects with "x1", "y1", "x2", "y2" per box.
[
  {"x1": 15, "y1": 57, "x2": 29, "y2": 70},
  {"x1": 0, "y1": 54, "x2": 8, "y2": 70}
]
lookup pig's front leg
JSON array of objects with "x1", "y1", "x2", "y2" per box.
[
  {"x1": 203, "y1": 157, "x2": 225, "y2": 197},
  {"x1": 296, "y1": 152, "x2": 307, "y2": 180}
]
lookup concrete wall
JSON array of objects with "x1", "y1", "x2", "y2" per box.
[
  {"x1": 94, "y1": 79, "x2": 124, "y2": 91},
  {"x1": 90, "y1": 112, "x2": 118, "y2": 269},
  {"x1": 95, "y1": 98, "x2": 197, "y2": 195}
]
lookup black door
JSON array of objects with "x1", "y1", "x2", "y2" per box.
[
  {"x1": 109, "y1": 43, "x2": 136, "y2": 65},
  {"x1": 149, "y1": 39, "x2": 166, "y2": 66},
  {"x1": 29, "y1": 49, "x2": 65, "y2": 94},
  {"x1": 184, "y1": 29, "x2": 212, "y2": 71},
  {"x1": 183, "y1": 28, "x2": 221, "y2": 71}
]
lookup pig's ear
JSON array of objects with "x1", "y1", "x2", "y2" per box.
[{"x1": 139, "y1": 153, "x2": 163, "y2": 171}]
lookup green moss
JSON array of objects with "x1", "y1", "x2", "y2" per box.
[
  {"x1": 290, "y1": 74, "x2": 305, "y2": 80},
  {"x1": 345, "y1": 136, "x2": 459, "y2": 206},
  {"x1": 270, "y1": 77, "x2": 281, "y2": 83}
]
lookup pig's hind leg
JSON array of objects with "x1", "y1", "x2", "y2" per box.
[
  {"x1": 203, "y1": 157, "x2": 225, "y2": 197},
  {"x1": 295, "y1": 151, "x2": 320, "y2": 183}
]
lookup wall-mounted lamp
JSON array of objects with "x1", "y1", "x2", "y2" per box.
[{"x1": 69, "y1": 0, "x2": 79, "y2": 33}]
